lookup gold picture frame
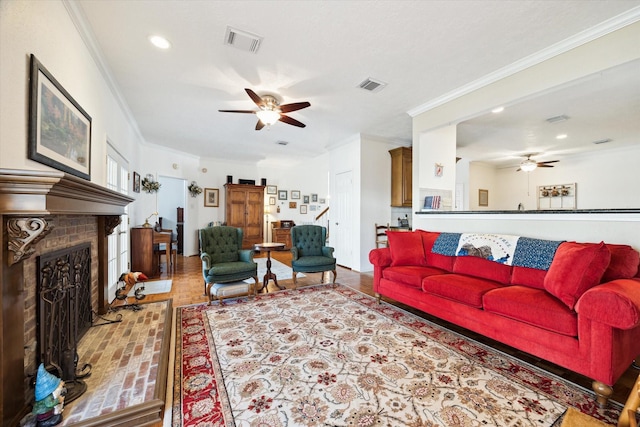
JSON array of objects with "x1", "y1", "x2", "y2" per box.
[{"x1": 204, "y1": 188, "x2": 219, "y2": 207}]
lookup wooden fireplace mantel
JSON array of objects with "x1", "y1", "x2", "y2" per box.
[
  {"x1": 0, "y1": 168, "x2": 134, "y2": 426},
  {"x1": 0, "y1": 168, "x2": 133, "y2": 215}
]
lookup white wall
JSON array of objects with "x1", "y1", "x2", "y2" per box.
[
  {"x1": 412, "y1": 20, "x2": 640, "y2": 249},
  {"x1": 360, "y1": 136, "x2": 396, "y2": 271}
]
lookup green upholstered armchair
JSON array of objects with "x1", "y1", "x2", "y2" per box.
[
  {"x1": 290, "y1": 225, "x2": 337, "y2": 288},
  {"x1": 199, "y1": 226, "x2": 258, "y2": 304}
]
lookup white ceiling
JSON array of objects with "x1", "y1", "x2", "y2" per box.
[{"x1": 75, "y1": 1, "x2": 640, "y2": 167}]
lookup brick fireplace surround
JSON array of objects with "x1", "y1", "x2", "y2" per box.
[{"x1": 0, "y1": 168, "x2": 134, "y2": 425}]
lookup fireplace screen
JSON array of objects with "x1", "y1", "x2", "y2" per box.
[{"x1": 36, "y1": 242, "x2": 92, "y2": 400}]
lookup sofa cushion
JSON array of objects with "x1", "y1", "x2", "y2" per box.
[
  {"x1": 544, "y1": 241, "x2": 611, "y2": 309},
  {"x1": 483, "y1": 286, "x2": 578, "y2": 336},
  {"x1": 510, "y1": 266, "x2": 547, "y2": 290},
  {"x1": 453, "y1": 256, "x2": 512, "y2": 284},
  {"x1": 383, "y1": 266, "x2": 446, "y2": 289},
  {"x1": 422, "y1": 274, "x2": 504, "y2": 308},
  {"x1": 602, "y1": 244, "x2": 640, "y2": 282},
  {"x1": 419, "y1": 230, "x2": 455, "y2": 272},
  {"x1": 388, "y1": 231, "x2": 426, "y2": 266}
]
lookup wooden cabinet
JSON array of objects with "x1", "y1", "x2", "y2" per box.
[
  {"x1": 272, "y1": 227, "x2": 293, "y2": 248},
  {"x1": 225, "y1": 184, "x2": 265, "y2": 248},
  {"x1": 389, "y1": 147, "x2": 412, "y2": 207}
]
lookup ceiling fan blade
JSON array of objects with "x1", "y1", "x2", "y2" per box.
[
  {"x1": 516, "y1": 167, "x2": 522, "y2": 172},
  {"x1": 279, "y1": 115, "x2": 306, "y2": 128},
  {"x1": 245, "y1": 88, "x2": 265, "y2": 107},
  {"x1": 279, "y1": 101, "x2": 311, "y2": 113},
  {"x1": 537, "y1": 160, "x2": 559, "y2": 165},
  {"x1": 255, "y1": 120, "x2": 265, "y2": 131},
  {"x1": 537, "y1": 164, "x2": 555, "y2": 168},
  {"x1": 218, "y1": 109, "x2": 256, "y2": 114}
]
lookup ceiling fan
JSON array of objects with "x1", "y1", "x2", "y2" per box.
[
  {"x1": 219, "y1": 88, "x2": 310, "y2": 130},
  {"x1": 516, "y1": 154, "x2": 559, "y2": 172}
]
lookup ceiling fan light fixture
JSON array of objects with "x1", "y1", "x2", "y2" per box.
[
  {"x1": 520, "y1": 159, "x2": 538, "y2": 172},
  {"x1": 256, "y1": 110, "x2": 280, "y2": 126}
]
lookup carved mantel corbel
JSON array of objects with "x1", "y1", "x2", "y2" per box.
[
  {"x1": 104, "y1": 215, "x2": 122, "y2": 236},
  {"x1": 6, "y1": 217, "x2": 53, "y2": 266}
]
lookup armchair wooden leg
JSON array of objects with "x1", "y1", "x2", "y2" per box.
[
  {"x1": 331, "y1": 269, "x2": 337, "y2": 287},
  {"x1": 375, "y1": 293, "x2": 382, "y2": 304},
  {"x1": 206, "y1": 282, "x2": 214, "y2": 306},
  {"x1": 293, "y1": 272, "x2": 298, "y2": 289},
  {"x1": 251, "y1": 277, "x2": 258, "y2": 297}
]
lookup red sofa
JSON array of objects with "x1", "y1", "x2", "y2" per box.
[{"x1": 369, "y1": 229, "x2": 640, "y2": 406}]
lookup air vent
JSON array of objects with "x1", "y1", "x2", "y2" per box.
[
  {"x1": 592, "y1": 138, "x2": 612, "y2": 145},
  {"x1": 358, "y1": 78, "x2": 387, "y2": 93},
  {"x1": 545, "y1": 114, "x2": 570, "y2": 124},
  {"x1": 276, "y1": 140, "x2": 289, "y2": 146},
  {"x1": 224, "y1": 27, "x2": 263, "y2": 53}
]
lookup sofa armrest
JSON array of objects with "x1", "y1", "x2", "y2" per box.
[
  {"x1": 322, "y1": 246, "x2": 335, "y2": 258},
  {"x1": 575, "y1": 278, "x2": 640, "y2": 329},
  {"x1": 238, "y1": 249, "x2": 255, "y2": 263},
  {"x1": 369, "y1": 248, "x2": 392, "y2": 267}
]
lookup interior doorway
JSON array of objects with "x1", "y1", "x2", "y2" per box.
[
  {"x1": 333, "y1": 170, "x2": 354, "y2": 269},
  {"x1": 158, "y1": 176, "x2": 187, "y2": 254}
]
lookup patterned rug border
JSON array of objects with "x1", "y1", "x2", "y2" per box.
[{"x1": 173, "y1": 284, "x2": 621, "y2": 426}]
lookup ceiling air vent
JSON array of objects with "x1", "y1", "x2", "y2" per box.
[
  {"x1": 224, "y1": 27, "x2": 263, "y2": 53},
  {"x1": 358, "y1": 78, "x2": 387, "y2": 93},
  {"x1": 545, "y1": 114, "x2": 570, "y2": 124}
]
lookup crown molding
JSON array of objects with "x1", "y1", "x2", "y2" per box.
[
  {"x1": 62, "y1": 0, "x2": 146, "y2": 145},
  {"x1": 407, "y1": 6, "x2": 640, "y2": 118}
]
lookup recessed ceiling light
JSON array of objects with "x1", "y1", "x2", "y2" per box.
[
  {"x1": 556, "y1": 134, "x2": 568, "y2": 139},
  {"x1": 491, "y1": 107, "x2": 504, "y2": 114},
  {"x1": 149, "y1": 35, "x2": 171, "y2": 49}
]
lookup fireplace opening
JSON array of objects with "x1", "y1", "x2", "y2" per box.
[{"x1": 36, "y1": 242, "x2": 93, "y2": 403}]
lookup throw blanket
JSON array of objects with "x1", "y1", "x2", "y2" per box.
[{"x1": 432, "y1": 232, "x2": 564, "y2": 270}]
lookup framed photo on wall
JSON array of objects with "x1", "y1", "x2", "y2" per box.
[
  {"x1": 479, "y1": 189, "x2": 489, "y2": 207},
  {"x1": 266, "y1": 185, "x2": 277, "y2": 194},
  {"x1": 291, "y1": 190, "x2": 300, "y2": 199},
  {"x1": 204, "y1": 188, "x2": 219, "y2": 207},
  {"x1": 133, "y1": 171, "x2": 141, "y2": 193},
  {"x1": 278, "y1": 190, "x2": 288, "y2": 200},
  {"x1": 28, "y1": 54, "x2": 92, "y2": 180},
  {"x1": 300, "y1": 205, "x2": 308, "y2": 214},
  {"x1": 269, "y1": 196, "x2": 276, "y2": 205}
]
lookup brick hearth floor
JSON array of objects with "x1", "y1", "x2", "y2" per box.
[{"x1": 59, "y1": 300, "x2": 169, "y2": 425}]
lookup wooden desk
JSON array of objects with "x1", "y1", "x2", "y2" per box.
[
  {"x1": 153, "y1": 230, "x2": 172, "y2": 268},
  {"x1": 130, "y1": 228, "x2": 173, "y2": 277}
]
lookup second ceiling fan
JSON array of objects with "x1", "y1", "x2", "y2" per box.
[
  {"x1": 517, "y1": 154, "x2": 559, "y2": 172},
  {"x1": 219, "y1": 88, "x2": 310, "y2": 130}
]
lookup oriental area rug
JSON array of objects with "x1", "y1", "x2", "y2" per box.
[{"x1": 173, "y1": 285, "x2": 620, "y2": 426}]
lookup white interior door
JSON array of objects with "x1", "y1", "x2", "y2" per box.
[
  {"x1": 106, "y1": 143, "x2": 129, "y2": 302},
  {"x1": 334, "y1": 170, "x2": 354, "y2": 268}
]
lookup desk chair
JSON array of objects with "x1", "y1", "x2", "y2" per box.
[{"x1": 375, "y1": 223, "x2": 389, "y2": 248}]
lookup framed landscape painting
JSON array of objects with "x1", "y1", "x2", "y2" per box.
[{"x1": 28, "y1": 54, "x2": 92, "y2": 180}]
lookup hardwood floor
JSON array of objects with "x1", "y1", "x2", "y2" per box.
[{"x1": 124, "y1": 252, "x2": 637, "y2": 425}]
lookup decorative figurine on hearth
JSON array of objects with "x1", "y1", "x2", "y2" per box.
[{"x1": 32, "y1": 364, "x2": 66, "y2": 426}]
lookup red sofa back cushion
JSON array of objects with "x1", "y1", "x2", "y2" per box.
[
  {"x1": 544, "y1": 241, "x2": 611, "y2": 309},
  {"x1": 387, "y1": 231, "x2": 426, "y2": 266},
  {"x1": 602, "y1": 244, "x2": 640, "y2": 282},
  {"x1": 510, "y1": 266, "x2": 547, "y2": 290},
  {"x1": 419, "y1": 230, "x2": 454, "y2": 272},
  {"x1": 453, "y1": 256, "x2": 512, "y2": 284}
]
